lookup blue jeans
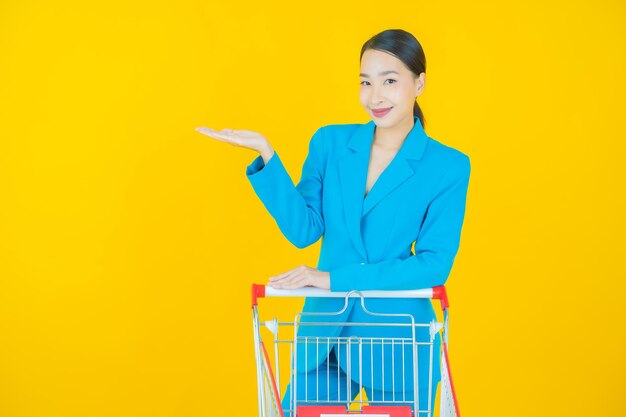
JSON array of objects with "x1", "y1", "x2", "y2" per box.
[{"x1": 280, "y1": 347, "x2": 439, "y2": 417}]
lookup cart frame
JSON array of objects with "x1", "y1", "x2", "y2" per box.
[{"x1": 251, "y1": 285, "x2": 461, "y2": 417}]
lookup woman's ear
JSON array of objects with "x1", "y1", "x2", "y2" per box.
[{"x1": 415, "y1": 72, "x2": 426, "y2": 97}]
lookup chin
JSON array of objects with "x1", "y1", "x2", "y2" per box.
[{"x1": 373, "y1": 114, "x2": 400, "y2": 127}]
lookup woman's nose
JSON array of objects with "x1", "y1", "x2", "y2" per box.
[
  {"x1": 370, "y1": 96, "x2": 383, "y2": 107},
  {"x1": 370, "y1": 90, "x2": 384, "y2": 106}
]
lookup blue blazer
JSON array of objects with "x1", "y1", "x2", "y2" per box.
[{"x1": 246, "y1": 115, "x2": 471, "y2": 394}]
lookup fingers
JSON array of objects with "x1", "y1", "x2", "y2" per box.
[
  {"x1": 268, "y1": 269, "x2": 298, "y2": 284},
  {"x1": 268, "y1": 266, "x2": 311, "y2": 290},
  {"x1": 195, "y1": 127, "x2": 216, "y2": 135},
  {"x1": 268, "y1": 266, "x2": 301, "y2": 285},
  {"x1": 195, "y1": 126, "x2": 241, "y2": 144},
  {"x1": 195, "y1": 127, "x2": 268, "y2": 155},
  {"x1": 271, "y1": 276, "x2": 310, "y2": 290}
]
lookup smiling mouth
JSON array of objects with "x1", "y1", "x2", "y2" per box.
[{"x1": 372, "y1": 107, "x2": 393, "y2": 116}]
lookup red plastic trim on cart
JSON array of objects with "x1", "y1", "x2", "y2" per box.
[
  {"x1": 442, "y1": 342, "x2": 461, "y2": 417},
  {"x1": 261, "y1": 341, "x2": 285, "y2": 417},
  {"x1": 252, "y1": 283, "x2": 266, "y2": 307},
  {"x1": 432, "y1": 285, "x2": 449, "y2": 311}
]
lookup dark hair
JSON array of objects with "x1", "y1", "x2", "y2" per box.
[{"x1": 360, "y1": 29, "x2": 427, "y2": 129}]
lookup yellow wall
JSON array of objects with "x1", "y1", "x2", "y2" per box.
[{"x1": 1, "y1": 0, "x2": 624, "y2": 415}]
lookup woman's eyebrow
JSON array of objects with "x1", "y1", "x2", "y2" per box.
[{"x1": 359, "y1": 70, "x2": 399, "y2": 77}]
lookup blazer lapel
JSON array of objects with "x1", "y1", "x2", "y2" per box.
[
  {"x1": 337, "y1": 116, "x2": 429, "y2": 259},
  {"x1": 337, "y1": 121, "x2": 372, "y2": 261},
  {"x1": 362, "y1": 116, "x2": 429, "y2": 216}
]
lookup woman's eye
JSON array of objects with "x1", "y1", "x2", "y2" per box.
[{"x1": 360, "y1": 79, "x2": 396, "y2": 86}]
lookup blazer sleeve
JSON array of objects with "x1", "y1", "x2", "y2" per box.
[
  {"x1": 245, "y1": 127, "x2": 326, "y2": 249},
  {"x1": 329, "y1": 154, "x2": 471, "y2": 291}
]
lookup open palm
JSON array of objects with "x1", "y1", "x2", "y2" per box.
[{"x1": 195, "y1": 127, "x2": 268, "y2": 152}]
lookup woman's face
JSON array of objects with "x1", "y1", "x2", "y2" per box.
[{"x1": 359, "y1": 48, "x2": 425, "y2": 129}]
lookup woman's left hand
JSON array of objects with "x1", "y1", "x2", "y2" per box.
[{"x1": 267, "y1": 265, "x2": 330, "y2": 290}]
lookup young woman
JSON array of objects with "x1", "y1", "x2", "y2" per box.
[{"x1": 196, "y1": 29, "x2": 471, "y2": 416}]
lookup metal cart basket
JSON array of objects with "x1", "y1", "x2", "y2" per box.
[{"x1": 251, "y1": 284, "x2": 461, "y2": 417}]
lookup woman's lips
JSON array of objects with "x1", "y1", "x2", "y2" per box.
[{"x1": 372, "y1": 107, "x2": 393, "y2": 117}]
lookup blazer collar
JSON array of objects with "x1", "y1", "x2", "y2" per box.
[
  {"x1": 346, "y1": 115, "x2": 429, "y2": 161},
  {"x1": 337, "y1": 115, "x2": 429, "y2": 261}
]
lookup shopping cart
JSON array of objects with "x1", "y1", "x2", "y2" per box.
[{"x1": 251, "y1": 284, "x2": 461, "y2": 417}]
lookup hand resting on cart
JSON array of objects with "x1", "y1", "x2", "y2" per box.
[{"x1": 268, "y1": 264, "x2": 330, "y2": 290}]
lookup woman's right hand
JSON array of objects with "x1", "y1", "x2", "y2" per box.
[{"x1": 195, "y1": 126, "x2": 274, "y2": 161}]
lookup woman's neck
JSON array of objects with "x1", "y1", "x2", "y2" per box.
[{"x1": 373, "y1": 115, "x2": 415, "y2": 151}]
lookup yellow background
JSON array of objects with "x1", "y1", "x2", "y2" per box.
[{"x1": 1, "y1": 0, "x2": 625, "y2": 416}]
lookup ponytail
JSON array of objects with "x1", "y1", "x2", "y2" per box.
[{"x1": 413, "y1": 101, "x2": 425, "y2": 129}]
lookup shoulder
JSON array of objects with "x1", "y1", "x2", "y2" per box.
[
  {"x1": 306, "y1": 122, "x2": 361, "y2": 157},
  {"x1": 424, "y1": 135, "x2": 470, "y2": 174},
  {"x1": 314, "y1": 123, "x2": 361, "y2": 142},
  {"x1": 425, "y1": 133, "x2": 469, "y2": 163},
  {"x1": 313, "y1": 122, "x2": 363, "y2": 150},
  {"x1": 422, "y1": 136, "x2": 471, "y2": 192},
  {"x1": 317, "y1": 122, "x2": 361, "y2": 134}
]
